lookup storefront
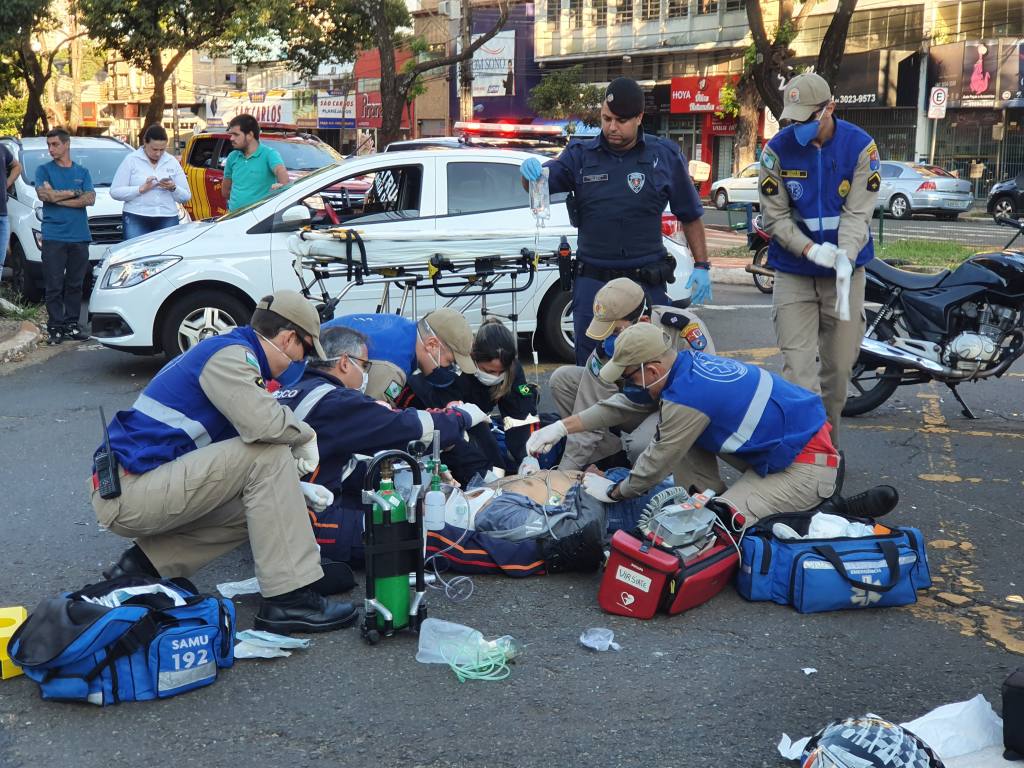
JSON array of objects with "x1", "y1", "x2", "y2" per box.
[
  {"x1": 354, "y1": 49, "x2": 414, "y2": 148},
  {"x1": 666, "y1": 75, "x2": 737, "y2": 197}
]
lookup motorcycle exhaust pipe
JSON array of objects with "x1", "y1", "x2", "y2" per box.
[
  {"x1": 860, "y1": 337, "x2": 958, "y2": 376},
  {"x1": 745, "y1": 264, "x2": 775, "y2": 277}
]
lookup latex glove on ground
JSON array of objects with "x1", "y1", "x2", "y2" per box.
[
  {"x1": 300, "y1": 481, "x2": 334, "y2": 513},
  {"x1": 450, "y1": 401, "x2": 489, "y2": 428},
  {"x1": 526, "y1": 420, "x2": 567, "y2": 456},
  {"x1": 582, "y1": 473, "x2": 617, "y2": 503},
  {"x1": 806, "y1": 242, "x2": 839, "y2": 270},
  {"x1": 834, "y1": 249, "x2": 853, "y2": 321},
  {"x1": 292, "y1": 435, "x2": 319, "y2": 476},
  {"x1": 520, "y1": 157, "x2": 543, "y2": 182},
  {"x1": 685, "y1": 267, "x2": 713, "y2": 305}
]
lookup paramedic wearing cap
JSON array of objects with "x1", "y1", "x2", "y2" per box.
[
  {"x1": 91, "y1": 290, "x2": 358, "y2": 634},
  {"x1": 528, "y1": 323, "x2": 839, "y2": 525},
  {"x1": 758, "y1": 72, "x2": 878, "y2": 446},
  {"x1": 521, "y1": 76, "x2": 711, "y2": 366},
  {"x1": 549, "y1": 277, "x2": 716, "y2": 475}
]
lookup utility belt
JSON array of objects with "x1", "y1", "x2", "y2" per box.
[{"x1": 577, "y1": 252, "x2": 676, "y2": 287}]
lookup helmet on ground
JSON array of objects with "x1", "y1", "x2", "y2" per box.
[{"x1": 801, "y1": 716, "x2": 945, "y2": 768}]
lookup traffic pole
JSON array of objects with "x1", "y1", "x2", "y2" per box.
[{"x1": 929, "y1": 117, "x2": 937, "y2": 166}]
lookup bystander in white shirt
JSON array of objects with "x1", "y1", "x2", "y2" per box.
[{"x1": 111, "y1": 145, "x2": 191, "y2": 218}]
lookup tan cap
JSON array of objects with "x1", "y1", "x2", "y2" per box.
[
  {"x1": 423, "y1": 308, "x2": 477, "y2": 373},
  {"x1": 780, "y1": 72, "x2": 832, "y2": 122},
  {"x1": 255, "y1": 290, "x2": 326, "y2": 359},
  {"x1": 585, "y1": 278, "x2": 646, "y2": 340},
  {"x1": 599, "y1": 322, "x2": 674, "y2": 383}
]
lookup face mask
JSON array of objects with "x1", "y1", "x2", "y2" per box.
[
  {"x1": 601, "y1": 334, "x2": 618, "y2": 360},
  {"x1": 475, "y1": 371, "x2": 505, "y2": 387},
  {"x1": 425, "y1": 365, "x2": 458, "y2": 388},
  {"x1": 793, "y1": 107, "x2": 825, "y2": 147},
  {"x1": 621, "y1": 365, "x2": 667, "y2": 405},
  {"x1": 359, "y1": 368, "x2": 369, "y2": 394},
  {"x1": 277, "y1": 360, "x2": 307, "y2": 388}
]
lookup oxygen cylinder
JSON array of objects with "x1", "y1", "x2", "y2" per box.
[{"x1": 373, "y1": 470, "x2": 411, "y2": 630}]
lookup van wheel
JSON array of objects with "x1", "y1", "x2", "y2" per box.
[
  {"x1": 160, "y1": 290, "x2": 250, "y2": 357},
  {"x1": 539, "y1": 288, "x2": 574, "y2": 362},
  {"x1": 8, "y1": 240, "x2": 43, "y2": 303}
]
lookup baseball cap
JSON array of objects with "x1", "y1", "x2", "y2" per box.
[
  {"x1": 599, "y1": 322, "x2": 674, "y2": 383},
  {"x1": 585, "y1": 278, "x2": 646, "y2": 340},
  {"x1": 423, "y1": 308, "x2": 477, "y2": 373},
  {"x1": 780, "y1": 72, "x2": 832, "y2": 122},
  {"x1": 255, "y1": 290, "x2": 326, "y2": 359},
  {"x1": 604, "y1": 77, "x2": 645, "y2": 118}
]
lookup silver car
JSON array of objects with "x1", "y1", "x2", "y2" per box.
[{"x1": 878, "y1": 161, "x2": 973, "y2": 220}]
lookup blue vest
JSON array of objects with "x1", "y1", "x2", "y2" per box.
[
  {"x1": 661, "y1": 352, "x2": 825, "y2": 476},
  {"x1": 102, "y1": 327, "x2": 271, "y2": 474},
  {"x1": 324, "y1": 313, "x2": 417, "y2": 375},
  {"x1": 765, "y1": 119, "x2": 875, "y2": 277}
]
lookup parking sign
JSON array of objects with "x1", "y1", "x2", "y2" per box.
[{"x1": 928, "y1": 87, "x2": 948, "y2": 119}]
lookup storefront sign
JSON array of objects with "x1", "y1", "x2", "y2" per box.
[
  {"x1": 928, "y1": 39, "x2": 1024, "y2": 108},
  {"x1": 206, "y1": 91, "x2": 294, "y2": 127},
  {"x1": 471, "y1": 30, "x2": 516, "y2": 97},
  {"x1": 670, "y1": 76, "x2": 732, "y2": 114},
  {"x1": 317, "y1": 91, "x2": 355, "y2": 129},
  {"x1": 710, "y1": 115, "x2": 736, "y2": 135},
  {"x1": 998, "y1": 39, "x2": 1024, "y2": 107},
  {"x1": 81, "y1": 102, "x2": 97, "y2": 127},
  {"x1": 961, "y1": 40, "x2": 999, "y2": 108}
]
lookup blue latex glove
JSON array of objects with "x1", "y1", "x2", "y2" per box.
[
  {"x1": 521, "y1": 157, "x2": 543, "y2": 182},
  {"x1": 686, "y1": 267, "x2": 713, "y2": 305}
]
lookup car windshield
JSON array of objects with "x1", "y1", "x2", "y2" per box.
[
  {"x1": 912, "y1": 164, "x2": 954, "y2": 178},
  {"x1": 213, "y1": 163, "x2": 341, "y2": 221},
  {"x1": 21, "y1": 146, "x2": 131, "y2": 186},
  {"x1": 263, "y1": 139, "x2": 343, "y2": 171}
]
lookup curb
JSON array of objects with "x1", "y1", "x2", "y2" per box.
[
  {"x1": 711, "y1": 265, "x2": 755, "y2": 286},
  {"x1": 0, "y1": 321, "x2": 42, "y2": 365}
]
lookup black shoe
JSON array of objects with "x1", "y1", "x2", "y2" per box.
[
  {"x1": 309, "y1": 558, "x2": 357, "y2": 595},
  {"x1": 63, "y1": 323, "x2": 90, "y2": 341},
  {"x1": 841, "y1": 485, "x2": 899, "y2": 520},
  {"x1": 540, "y1": 517, "x2": 604, "y2": 574},
  {"x1": 46, "y1": 328, "x2": 63, "y2": 345},
  {"x1": 102, "y1": 544, "x2": 160, "y2": 580},
  {"x1": 254, "y1": 588, "x2": 359, "y2": 634}
]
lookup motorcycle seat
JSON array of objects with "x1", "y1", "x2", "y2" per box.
[{"x1": 867, "y1": 258, "x2": 950, "y2": 290}]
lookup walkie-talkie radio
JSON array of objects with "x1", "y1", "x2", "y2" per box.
[{"x1": 94, "y1": 406, "x2": 121, "y2": 499}]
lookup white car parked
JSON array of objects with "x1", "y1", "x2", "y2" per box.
[
  {"x1": 89, "y1": 147, "x2": 693, "y2": 362},
  {"x1": 0, "y1": 135, "x2": 187, "y2": 301},
  {"x1": 710, "y1": 162, "x2": 761, "y2": 210}
]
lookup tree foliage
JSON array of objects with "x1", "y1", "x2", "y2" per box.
[{"x1": 527, "y1": 65, "x2": 603, "y2": 131}]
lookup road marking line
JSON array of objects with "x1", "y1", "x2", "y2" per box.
[
  {"x1": 700, "y1": 304, "x2": 773, "y2": 311},
  {"x1": 917, "y1": 390, "x2": 961, "y2": 482}
]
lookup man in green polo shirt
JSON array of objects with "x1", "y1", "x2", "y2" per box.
[{"x1": 222, "y1": 113, "x2": 290, "y2": 211}]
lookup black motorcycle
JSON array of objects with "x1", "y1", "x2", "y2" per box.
[
  {"x1": 745, "y1": 213, "x2": 775, "y2": 294},
  {"x1": 844, "y1": 215, "x2": 1024, "y2": 418}
]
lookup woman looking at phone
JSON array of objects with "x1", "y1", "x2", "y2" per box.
[{"x1": 111, "y1": 124, "x2": 191, "y2": 240}]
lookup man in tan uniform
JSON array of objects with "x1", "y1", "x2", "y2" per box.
[
  {"x1": 758, "y1": 72, "x2": 878, "y2": 445},
  {"x1": 528, "y1": 323, "x2": 839, "y2": 526},
  {"x1": 91, "y1": 291, "x2": 358, "y2": 634},
  {"x1": 549, "y1": 278, "x2": 715, "y2": 475}
]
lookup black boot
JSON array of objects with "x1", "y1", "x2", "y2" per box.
[
  {"x1": 255, "y1": 588, "x2": 359, "y2": 634},
  {"x1": 103, "y1": 544, "x2": 160, "y2": 580},
  {"x1": 46, "y1": 325, "x2": 64, "y2": 345},
  {"x1": 841, "y1": 485, "x2": 899, "y2": 519},
  {"x1": 63, "y1": 322, "x2": 90, "y2": 341},
  {"x1": 308, "y1": 558, "x2": 357, "y2": 595},
  {"x1": 540, "y1": 517, "x2": 604, "y2": 574}
]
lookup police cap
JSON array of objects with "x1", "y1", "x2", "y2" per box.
[{"x1": 604, "y1": 77, "x2": 645, "y2": 118}]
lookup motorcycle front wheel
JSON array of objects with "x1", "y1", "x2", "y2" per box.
[
  {"x1": 843, "y1": 310, "x2": 902, "y2": 417},
  {"x1": 751, "y1": 245, "x2": 774, "y2": 294}
]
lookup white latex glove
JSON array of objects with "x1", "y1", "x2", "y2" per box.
[
  {"x1": 291, "y1": 434, "x2": 319, "y2": 476},
  {"x1": 582, "y1": 474, "x2": 616, "y2": 503},
  {"x1": 526, "y1": 420, "x2": 567, "y2": 456},
  {"x1": 299, "y1": 481, "x2": 334, "y2": 513},
  {"x1": 806, "y1": 242, "x2": 838, "y2": 269},
  {"x1": 449, "y1": 400, "x2": 489, "y2": 428},
  {"x1": 834, "y1": 250, "x2": 853, "y2": 321}
]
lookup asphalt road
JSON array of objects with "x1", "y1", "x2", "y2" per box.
[{"x1": 1, "y1": 285, "x2": 1022, "y2": 768}]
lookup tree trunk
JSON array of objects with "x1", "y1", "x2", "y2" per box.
[
  {"x1": 734, "y1": 78, "x2": 761, "y2": 170},
  {"x1": 815, "y1": 0, "x2": 858, "y2": 88},
  {"x1": 145, "y1": 75, "x2": 169, "y2": 129},
  {"x1": 18, "y1": 44, "x2": 51, "y2": 136},
  {"x1": 751, "y1": 44, "x2": 787, "y2": 120},
  {"x1": 370, "y1": 0, "x2": 404, "y2": 148},
  {"x1": 69, "y1": 9, "x2": 83, "y2": 132}
]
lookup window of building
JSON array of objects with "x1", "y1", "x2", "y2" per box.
[
  {"x1": 594, "y1": 0, "x2": 608, "y2": 25},
  {"x1": 667, "y1": 0, "x2": 687, "y2": 18},
  {"x1": 640, "y1": 0, "x2": 659, "y2": 20},
  {"x1": 546, "y1": 0, "x2": 560, "y2": 22},
  {"x1": 724, "y1": 0, "x2": 744, "y2": 10},
  {"x1": 568, "y1": 0, "x2": 583, "y2": 27},
  {"x1": 357, "y1": 77, "x2": 380, "y2": 92},
  {"x1": 616, "y1": 0, "x2": 633, "y2": 25},
  {"x1": 696, "y1": 0, "x2": 717, "y2": 14}
]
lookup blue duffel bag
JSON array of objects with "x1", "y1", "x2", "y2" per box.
[
  {"x1": 10, "y1": 576, "x2": 235, "y2": 705},
  {"x1": 736, "y1": 513, "x2": 932, "y2": 614}
]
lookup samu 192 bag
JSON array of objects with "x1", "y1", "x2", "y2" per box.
[
  {"x1": 10, "y1": 576, "x2": 235, "y2": 705},
  {"x1": 735, "y1": 513, "x2": 931, "y2": 614}
]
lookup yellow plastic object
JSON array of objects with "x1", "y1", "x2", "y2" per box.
[{"x1": 0, "y1": 606, "x2": 28, "y2": 679}]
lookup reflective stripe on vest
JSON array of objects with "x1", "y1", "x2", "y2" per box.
[
  {"x1": 133, "y1": 393, "x2": 212, "y2": 449},
  {"x1": 720, "y1": 367, "x2": 773, "y2": 454},
  {"x1": 293, "y1": 383, "x2": 336, "y2": 422}
]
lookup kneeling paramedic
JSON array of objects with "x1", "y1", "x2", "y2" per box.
[
  {"x1": 759, "y1": 72, "x2": 877, "y2": 446},
  {"x1": 273, "y1": 325, "x2": 489, "y2": 565},
  {"x1": 520, "y1": 76, "x2": 711, "y2": 365},
  {"x1": 528, "y1": 323, "x2": 839, "y2": 526},
  {"x1": 91, "y1": 290, "x2": 358, "y2": 634},
  {"x1": 549, "y1": 277, "x2": 715, "y2": 475}
]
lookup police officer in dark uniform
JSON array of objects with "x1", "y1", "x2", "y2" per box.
[{"x1": 521, "y1": 76, "x2": 712, "y2": 365}]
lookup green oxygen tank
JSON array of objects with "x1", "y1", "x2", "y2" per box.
[{"x1": 373, "y1": 467, "x2": 410, "y2": 630}]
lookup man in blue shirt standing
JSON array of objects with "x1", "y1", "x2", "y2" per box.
[
  {"x1": 0, "y1": 143, "x2": 23, "y2": 284},
  {"x1": 520, "y1": 77, "x2": 712, "y2": 365},
  {"x1": 34, "y1": 129, "x2": 94, "y2": 345}
]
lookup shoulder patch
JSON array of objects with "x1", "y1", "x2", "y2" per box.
[
  {"x1": 681, "y1": 322, "x2": 708, "y2": 351},
  {"x1": 867, "y1": 143, "x2": 881, "y2": 171},
  {"x1": 385, "y1": 380, "x2": 402, "y2": 402},
  {"x1": 657, "y1": 309, "x2": 693, "y2": 330},
  {"x1": 866, "y1": 172, "x2": 881, "y2": 192},
  {"x1": 838, "y1": 179, "x2": 851, "y2": 197},
  {"x1": 245, "y1": 350, "x2": 260, "y2": 369},
  {"x1": 518, "y1": 384, "x2": 532, "y2": 397},
  {"x1": 588, "y1": 355, "x2": 604, "y2": 378},
  {"x1": 760, "y1": 176, "x2": 779, "y2": 197},
  {"x1": 761, "y1": 152, "x2": 776, "y2": 171},
  {"x1": 254, "y1": 376, "x2": 265, "y2": 389}
]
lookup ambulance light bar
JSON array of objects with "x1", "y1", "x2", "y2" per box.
[{"x1": 454, "y1": 121, "x2": 564, "y2": 137}]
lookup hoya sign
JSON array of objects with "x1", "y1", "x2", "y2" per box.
[{"x1": 670, "y1": 76, "x2": 732, "y2": 114}]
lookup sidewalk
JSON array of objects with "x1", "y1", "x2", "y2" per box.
[
  {"x1": 0, "y1": 299, "x2": 42, "y2": 364},
  {"x1": 703, "y1": 224, "x2": 755, "y2": 286}
]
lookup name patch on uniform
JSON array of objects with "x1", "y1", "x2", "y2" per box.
[
  {"x1": 627, "y1": 172, "x2": 646, "y2": 194},
  {"x1": 780, "y1": 169, "x2": 808, "y2": 179},
  {"x1": 785, "y1": 180, "x2": 804, "y2": 200},
  {"x1": 682, "y1": 322, "x2": 708, "y2": 351},
  {"x1": 838, "y1": 179, "x2": 851, "y2": 197},
  {"x1": 761, "y1": 152, "x2": 776, "y2": 171},
  {"x1": 583, "y1": 174, "x2": 608, "y2": 183},
  {"x1": 245, "y1": 351, "x2": 260, "y2": 369},
  {"x1": 760, "y1": 177, "x2": 779, "y2": 196},
  {"x1": 866, "y1": 171, "x2": 881, "y2": 192}
]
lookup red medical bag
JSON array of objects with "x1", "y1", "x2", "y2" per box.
[{"x1": 598, "y1": 529, "x2": 739, "y2": 619}]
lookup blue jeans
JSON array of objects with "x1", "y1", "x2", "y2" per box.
[
  {"x1": 0, "y1": 215, "x2": 9, "y2": 274},
  {"x1": 122, "y1": 211, "x2": 179, "y2": 241}
]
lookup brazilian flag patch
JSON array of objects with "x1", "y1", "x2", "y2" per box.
[
  {"x1": 245, "y1": 351, "x2": 260, "y2": 369},
  {"x1": 866, "y1": 172, "x2": 881, "y2": 192},
  {"x1": 760, "y1": 177, "x2": 779, "y2": 196},
  {"x1": 518, "y1": 384, "x2": 532, "y2": 397}
]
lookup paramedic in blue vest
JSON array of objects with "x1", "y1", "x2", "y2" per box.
[
  {"x1": 526, "y1": 323, "x2": 840, "y2": 526},
  {"x1": 273, "y1": 325, "x2": 488, "y2": 565},
  {"x1": 91, "y1": 291, "x2": 358, "y2": 634},
  {"x1": 759, "y1": 72, "x2": 878, "y2": 446},
  {"x1": 520, "y1": 77, "x2": 712, "y2": 366}
]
